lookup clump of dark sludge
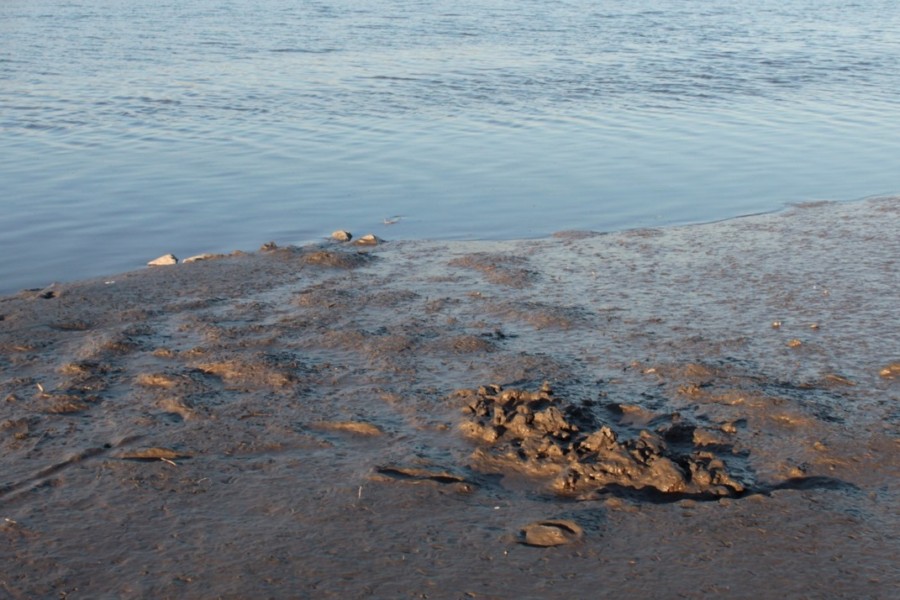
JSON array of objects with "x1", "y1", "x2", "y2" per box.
[{"x1": 456, "y1": 383, "x2": 745, "y2": 500}]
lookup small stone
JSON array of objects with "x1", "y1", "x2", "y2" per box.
[
  {"x1": 260, "y1": 241, "x2": 278, "y2": 252},
  {"x1": 148, "y1": 254, "x2": 178, "y2": 267},
  {"x1": 786, "y1": 339, "x2": 802, "y2": 348},
  {"x1": 354, "y1": 234, "x2": 379, "y2": 246},
  {"x1": 771, "y1": 320, "x2": 782, "y2": 329},
  {"x1": 331, "y1": 230, "x2": 352, "y2": 242}
]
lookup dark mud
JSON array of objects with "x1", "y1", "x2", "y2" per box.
[{"x1": 1, "y1": 199, "x2": 898, "y2": 598}]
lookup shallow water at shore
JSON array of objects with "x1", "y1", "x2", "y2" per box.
[
  {"x1": 3, "y1": 0, "x2": 900, "y2": 292},
  {"x1": 1, "y1": 199, "x2": 897, "y2": 598}
]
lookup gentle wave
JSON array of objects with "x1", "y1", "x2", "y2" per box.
[{"x1": 1, "y1": 0, "x2": 899, "y2": 292}]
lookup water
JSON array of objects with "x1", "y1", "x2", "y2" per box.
[{"x1": 2, "y1": 0, "x2": 899, "y2": 293}]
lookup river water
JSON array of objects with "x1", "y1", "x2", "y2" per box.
[{"x1": 2, "y1": 0, "x2": 899, "y2": 292}]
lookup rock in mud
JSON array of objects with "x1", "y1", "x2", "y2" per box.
[
  {"x1": 521, "y1": 520, "x2": 583, "y2": 547},
  {"x1": 457, "y1": 384, "x2": 744, "y2": 498},
  {"x1": 147, "y1": 254, "x2": 178, "y2": 266},
  {"x1": 354, "y1": 234, "x2": 379, "y2": 246},
  {"x1": 183, "y1": 253, "x2": 221, "y2": 263}
]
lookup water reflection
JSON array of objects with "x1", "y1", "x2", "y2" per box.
[{"x1": 1, "y1": 0, "x2": 898, "y2": 291}]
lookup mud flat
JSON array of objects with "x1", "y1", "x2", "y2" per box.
[{"x1": 1, "y1": 198, "x2": 898, "y2": 598}]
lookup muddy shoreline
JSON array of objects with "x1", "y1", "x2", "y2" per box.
[{"x1": 1, "y1": 199, "x2": 898, "y2": 598}]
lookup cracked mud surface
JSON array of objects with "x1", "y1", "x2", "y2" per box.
[{"x1": 1, "y1": 199, "x2": 898, "y2": 598}]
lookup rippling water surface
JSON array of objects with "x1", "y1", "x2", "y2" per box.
[{"x1": 2, "y1": 0, "x2": 899, "y2": 291}]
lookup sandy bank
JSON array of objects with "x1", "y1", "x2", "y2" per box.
[{"x1": 1, "y1": 198, "x2": 898, "y2": 598}]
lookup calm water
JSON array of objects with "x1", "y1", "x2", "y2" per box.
[{"x1": 2, "y1": 0, "x2": 900, "y2": 292}]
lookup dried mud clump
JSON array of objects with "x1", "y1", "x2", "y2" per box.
[{"x1": 457, "y1": 384, "x2": 744, "y2": 498}]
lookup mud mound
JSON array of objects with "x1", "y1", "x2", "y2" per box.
[{"x1": 457, "y1": 384, "x2": 745, "y2": 499}]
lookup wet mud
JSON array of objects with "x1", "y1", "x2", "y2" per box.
[{"x1": 1, "y1": 198, "x2": 898, "y2": 598}]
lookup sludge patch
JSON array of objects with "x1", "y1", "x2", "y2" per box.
[{"x1": 455, "y1": 384, "x2": 746, "y2": 500}]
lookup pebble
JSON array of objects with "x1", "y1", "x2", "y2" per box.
[
  {"x1": 331, "y1": 230, "x2": 352, "y2": 242},
  {"x1": 147, "y1": 254, "x2": 178, "y2": 267}
]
